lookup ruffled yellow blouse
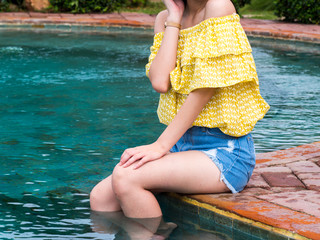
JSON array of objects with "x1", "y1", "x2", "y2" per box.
[{"x1": 146, "y1": 14, "x2": 270, "y2": 137}]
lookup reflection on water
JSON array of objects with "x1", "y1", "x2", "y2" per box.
[
  {"x1": 91, "y1": 210, "x2": 239, "y2": 240},
  {"x1": 0, "y1": 29, "x2": 319, "y2": 239},
  {"x1": 0, "y1": 191, "x2": 232, "y2": 240},
  {"x1": 91, "y1": 211, "x2": 177, "y2": 240}
]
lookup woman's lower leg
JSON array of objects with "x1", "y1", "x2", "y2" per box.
[
  {"x1": 90, "y1": 175, "x2": 121, "y2": 212},
  {"x1": 117, "y1": 186, "x2": 162, "y2": 218},
  {"x1": 90, "y1": 173, "x2": 162, "y2": 218},
  {"x1": 112, "y1": 165, "x2": 162, "y2": 218}
]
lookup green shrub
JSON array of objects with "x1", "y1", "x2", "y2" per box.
[
  {"x1": 231, "y1": 0, "x2": 252, "y2": 13},
  {"x1": 274, "y1": 0, "x2": 320, "y2": 24},
  {"x1": 8, "y1": 0, "x2": 23, "y2": 7},
  {"x1": 49, "y1": 0, "x2": 126, "y2": 13},
  {"x1": 124, "y1": 0, "x2": 148, "y2": 7},
  {"x1": 119, "y1": 1, "x2": 165, "y2": 15},
  {"x1": 241, "y1": 0, "x2": 275, "y2": 11},
  {"x1": 183, "y1": 0, "x2": 251, "y2": 13},
  {"x1": 0, "y1": 0, "x2": 9, "y2": 11},
  {"x1": 47, "y1": 0, "x2": 252, "y2": 14},
  {"x1": 49, "y1": 0, "x2": 150, "y2": 13},
  {"x1": 0, "y1": 0, "x2": 24, "y2": 11}
]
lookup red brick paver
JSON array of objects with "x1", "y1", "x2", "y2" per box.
[
  {"x1": 189, "y1": 141, "x2": 320, "y2": 239},
  {"x1": 287, "y1": 161, "x2": 320, "y2": 173},
  {"x1": 261, "y1": 172, "x2": 305, "y2": 188}
]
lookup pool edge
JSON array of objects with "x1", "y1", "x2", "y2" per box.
[
  {"x1": 166, "y1": 192, "x2": 310, "y2": 240},
  {"x1": 0, "y1": 12, "x2": 320, "y2": 44},
  {"x1": 169, "y1": 141, "x2": 320, "y2": 240}
]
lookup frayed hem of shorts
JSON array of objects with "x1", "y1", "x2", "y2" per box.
[{"x1": 202, "y1": 151, "x2": 238, "y2": 194}]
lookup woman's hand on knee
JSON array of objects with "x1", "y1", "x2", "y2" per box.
[{"x1": 119, "y1": 142, "x2": 167, "y2": 169}]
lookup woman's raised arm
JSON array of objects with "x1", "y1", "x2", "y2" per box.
[{"x1": 148, "y1": 0, "x2": 184, "y2": 93}]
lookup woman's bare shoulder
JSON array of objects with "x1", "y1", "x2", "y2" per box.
[
  {"x1": 204, "y1": 0, "x2": 236, "y2": 19},
  {"x1": 154, "y1": 10, "x2": 169, "y2": 34}
]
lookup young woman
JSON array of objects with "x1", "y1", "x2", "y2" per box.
[{"x1": 90, "y1": 0, "x2": 269, "y2": 219}]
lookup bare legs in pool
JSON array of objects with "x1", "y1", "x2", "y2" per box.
[{"x1": 90, "y1": 150, "x2": 229, "y2": 218}]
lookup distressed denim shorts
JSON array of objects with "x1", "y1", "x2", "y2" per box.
[{"x1": 170, "y1": 126, "x2": 256, "y2": 193}]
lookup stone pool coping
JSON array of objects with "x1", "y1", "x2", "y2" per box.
[
  {"x1": 0, "y1": 12, "x2": 320, "y2": 43},
  {"x1": 182, "y1": 141, "x2": 320, "y2": 240},
  {"x1": 1, "y1": 11, "x2": 320, "y2": 239}
]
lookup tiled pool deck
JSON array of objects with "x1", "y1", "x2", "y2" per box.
[{"x1": 1, "y1": 11, "x2": 320, "y2": 240}]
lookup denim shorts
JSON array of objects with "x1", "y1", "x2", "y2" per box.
[{"x1": 170, "y1": 126, "x2": 256, "y2": 193}]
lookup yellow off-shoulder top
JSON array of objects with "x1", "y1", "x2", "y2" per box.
[{"x1": 146, "y1": 14, "x2": 270, "y2": 137}]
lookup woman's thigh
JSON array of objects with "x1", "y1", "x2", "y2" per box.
[{"x1": 113, "y1": 150, "x2": 229, "y2": 194}]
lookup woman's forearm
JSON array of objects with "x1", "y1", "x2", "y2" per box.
[
  {"x1": 148, "y1": 26, "x2": 180, "y2": 93},
  {"x1": 156, "y1": 88, "x2": 216, "y2": 152},
  {"x1": 119, "y1": 88, "x2": 216, "y2": 169}
]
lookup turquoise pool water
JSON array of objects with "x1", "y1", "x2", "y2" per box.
[{"x1": 0, "y1": 28, "x2": 319, "y2": 239}]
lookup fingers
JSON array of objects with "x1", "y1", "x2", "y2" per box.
[
  {"x1": 119, "y1": 149, "x2": 153, "y2": 170},
  {"x1": 122, "y1": 152, "x2": 145, "y2": 168},
  {"x1": 133, "y1": 156, "x2": 152, "y2": 170},
  {"x1": 119, "y1": 148, "x2": 133, "y2": 166},
  {"x1": 118, "y1": 143, "x2": 165, "y2": 169},
  {"x1": 120, "y1": 148, "x2": 134, "y2": 165}
]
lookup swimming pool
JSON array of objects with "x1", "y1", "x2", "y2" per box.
[{"x1": 0, "y1": 27, "x2": 319, "y2": 239}]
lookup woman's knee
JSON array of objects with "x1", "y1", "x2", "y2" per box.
[
  {"x1": 90, "y1": 176, "x2": 122, "y2": 211},
  {"x1": 90, "y1": 176, "x2": 112, "y2": 208},
  {"x1": 112, "y1": 164, "x2": 137, "y2": 198},
  {"x1": 90, "y1": 184, "x2": 103, "y2": 208}
]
